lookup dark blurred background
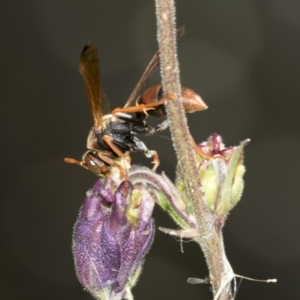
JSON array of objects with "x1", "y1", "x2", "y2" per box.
[{"x1": 1, "y1": 0, "x2": 299, "y2": 299}]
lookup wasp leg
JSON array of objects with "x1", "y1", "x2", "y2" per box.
[
  {"x1": 95, "y1": 151, "x2": 116, "y2": 165},
  {"x1": 112, "y1": 99, "x2": 165, "y2": 115},
  {"x1": 102, "y1": 135, "x2": 131, "y2": 178},
  {"x1": 148, "y1": 150, "x2": 160, "y2": 171},
  {"x1": 100, "y1": 150, "x2": 131, "y2": 179},
  {"x1": 155, "y1": 119, "x2": 169, "y2": 132},
  {"x1": 102, "y1": 135, "x2": 126, "y2": 158},
  {"x1": 101, "y1": 137, "x2": 132, "y2": 167},
  {"x1": 131, "y1": 136, "x2": 160, "y2": 171}
]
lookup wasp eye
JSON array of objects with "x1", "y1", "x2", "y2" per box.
[{"x1": 83, "y1": 152, "x2": 108, "y2": 176}]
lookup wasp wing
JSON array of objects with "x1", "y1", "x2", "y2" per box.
[
  {"x1": 80, "y1": 43, "x2": 109, "y2": 126},
  {"x1": 124, "y1": 51, "x2": 160, "y2": 109},
  {"x1": 124, "y1": 27, "x2": 185, "y2": 108}
]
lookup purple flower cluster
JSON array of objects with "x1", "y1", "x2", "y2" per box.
[{"x1": 72, "y1": 177, "x2": 155, "y2": 300}]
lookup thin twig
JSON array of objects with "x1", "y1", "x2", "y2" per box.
[
  {"x1": 154, "y1": 0, "x2": 234, "y2": 299},
  {"x1": 155, "y1": 0, "x2": 208, "y2": 232}
]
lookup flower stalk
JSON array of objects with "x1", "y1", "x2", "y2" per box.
[{"x1": 154, "y1": 0, "x2": 249, "y2": 298}]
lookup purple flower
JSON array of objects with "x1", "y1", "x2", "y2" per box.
[{"x1": 72, "y1": 177, "x2": 155, "y2": 300}]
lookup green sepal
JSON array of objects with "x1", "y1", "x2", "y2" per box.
[
  {"x1": 216, "y1": 140, "x2": 248, "y2": 218},
  {"x1": 153, "y1": 189, "x2": 190, "y2": 229}
]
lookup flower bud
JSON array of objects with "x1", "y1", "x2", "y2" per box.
[
  {"x1": 72, "y1": 176, "x2": 155, "y2": 300},
  {"x1": 175, "y1": 134, "x2": 249, "y2": 225},
  {"x1": 195, "y1": 134, "x2": 249, "y2": 218}
]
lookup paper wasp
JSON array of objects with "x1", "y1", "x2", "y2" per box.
[{"x1": 65, "y1": 36, "x2": 207, "y2": 177}]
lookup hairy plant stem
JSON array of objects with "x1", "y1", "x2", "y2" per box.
[{"x1": 154, "y1": 0, "x2": 233, "y2": 298}]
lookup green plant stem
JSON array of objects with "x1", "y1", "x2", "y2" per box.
[
  {"x1": 154, "y1": 0, "x2": 233, "y2": 299},
  {"x1": 155, "y1": 0, "x2": 208, "y2": 230}
]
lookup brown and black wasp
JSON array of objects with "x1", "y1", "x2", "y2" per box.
[{"x1": 64, "y1": 35, "x2": 207, "y2": 177}]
